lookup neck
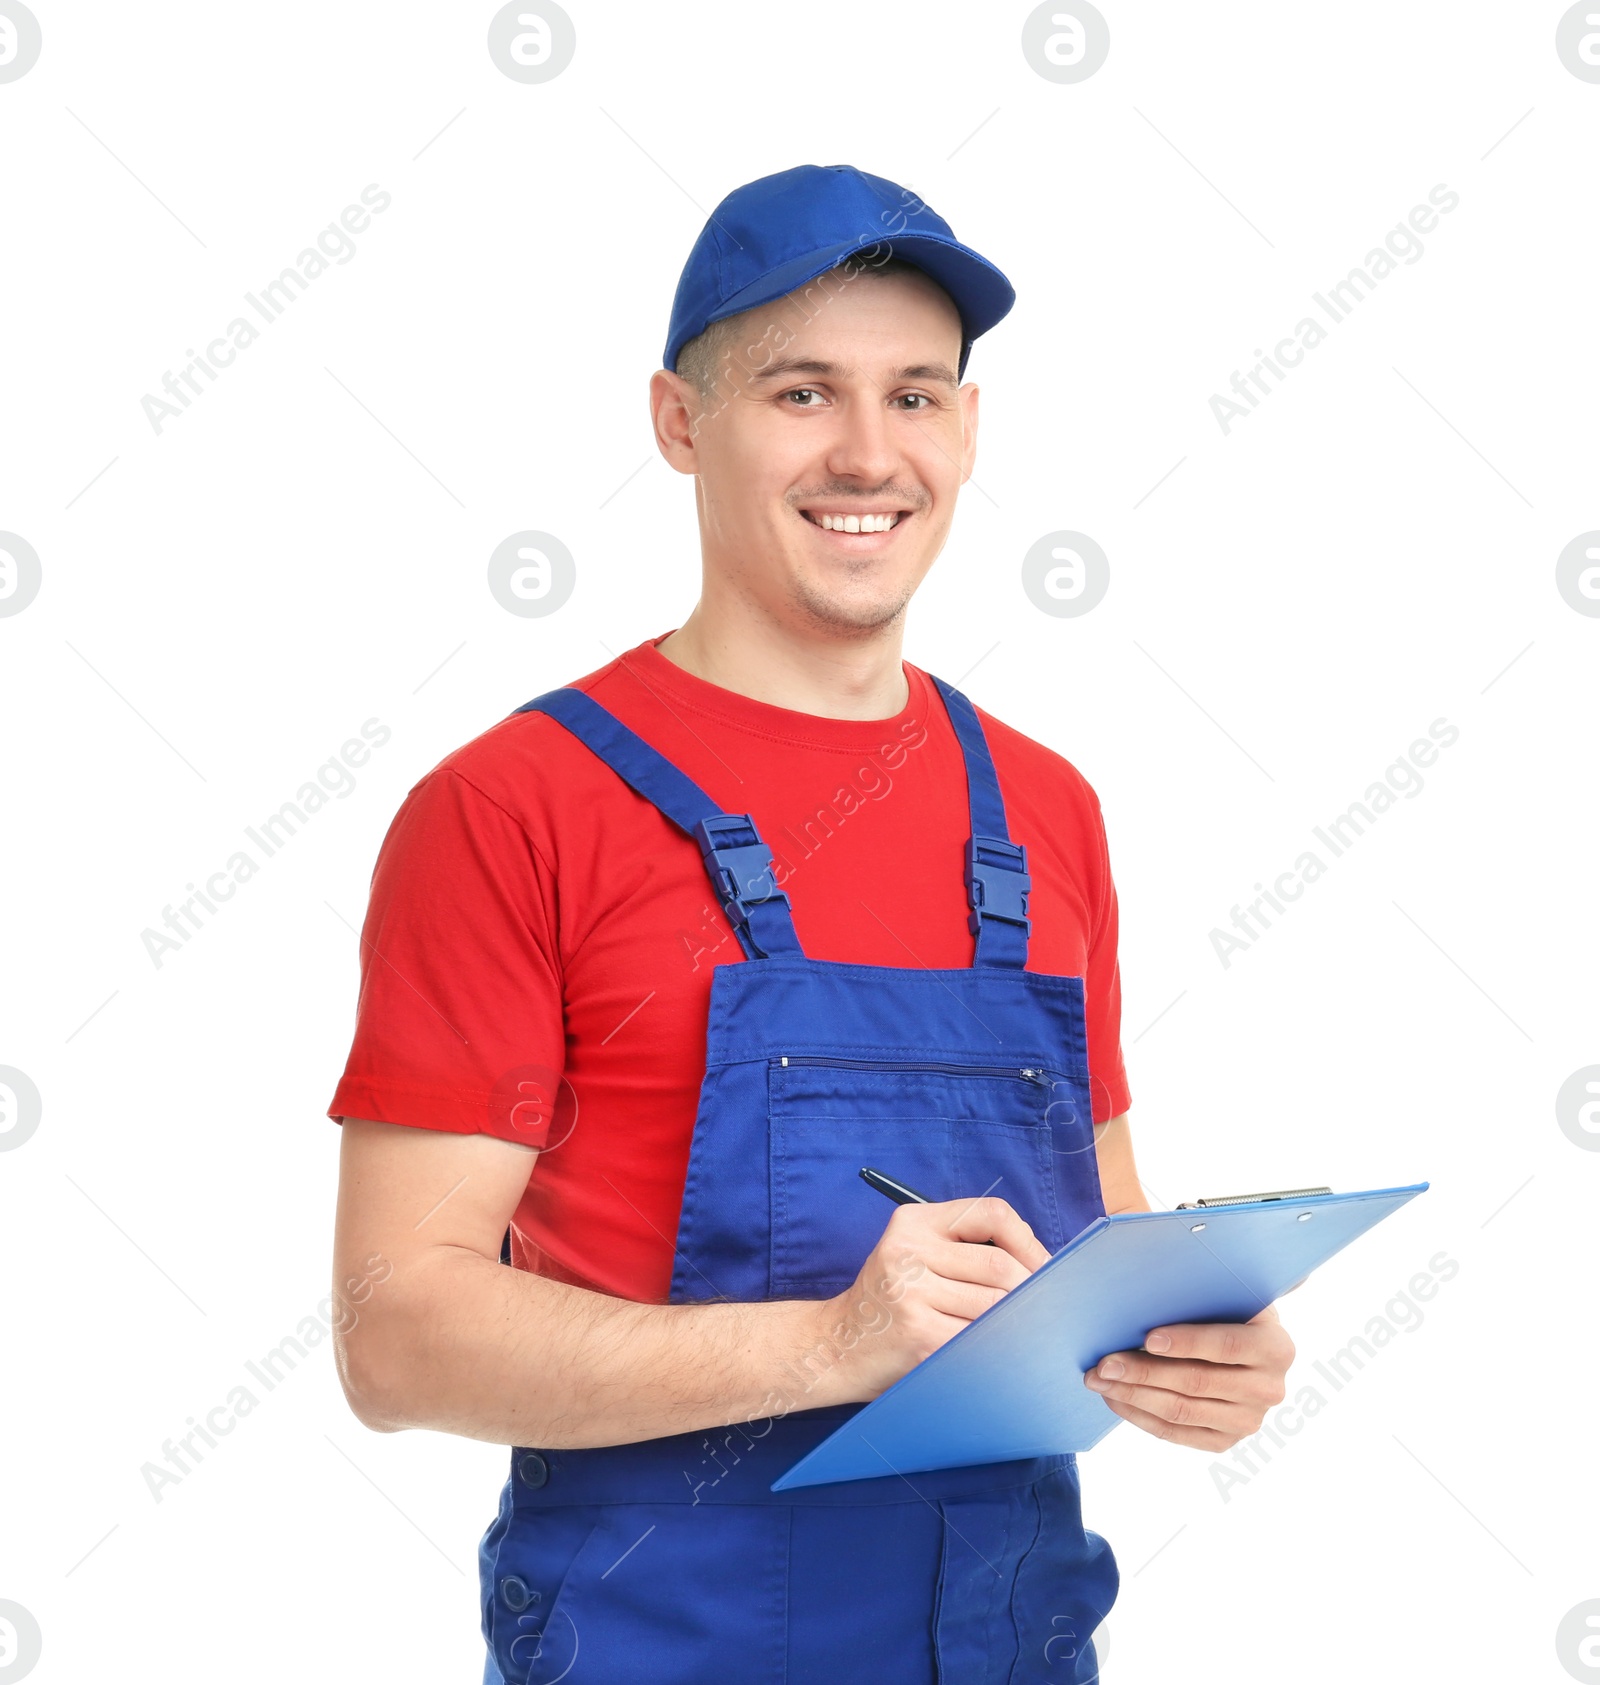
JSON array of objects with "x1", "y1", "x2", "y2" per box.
[{"x1": 656, "y1": 599, "x2": 910, "y2": 720}]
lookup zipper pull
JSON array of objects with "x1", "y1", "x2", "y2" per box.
[
  {"x1": 1020, "y1": 1067, "x2": 1046, "y2": 1084},
  {"x1": 780, "y1": 1056, "x2": 788, "y2": 1067}
]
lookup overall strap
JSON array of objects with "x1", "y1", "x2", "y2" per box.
[
  {"x1": 515, "y1": 687, "x2": 804, "y2": 962},
  {"x1": 929, "y1": 675, "x2": 1032, "y2": 971}
]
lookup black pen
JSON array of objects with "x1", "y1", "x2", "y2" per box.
[{"x1": 859, "y1": 1166, "x2": 999, "y2": 1245}]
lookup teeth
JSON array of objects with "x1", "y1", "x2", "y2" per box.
[{"x1": 815, "y1": 512, "x2": 900, "y2": 532}]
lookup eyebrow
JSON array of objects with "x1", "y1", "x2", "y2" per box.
[{"x1": 743, "y1": 356, "x2": 960, "y2": 390}]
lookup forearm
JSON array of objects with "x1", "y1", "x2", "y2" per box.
[
  {"x1": 1095, "y1": 1111, "x2": 1154, "y2": 1214},
  {"x1": 342, "y1": 1245, "x2": 855, "y2": 1448}
]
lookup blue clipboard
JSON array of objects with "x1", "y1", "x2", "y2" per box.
[{"x1": 772, "y1": 1181, "x2": 1428, "y2": 1492}]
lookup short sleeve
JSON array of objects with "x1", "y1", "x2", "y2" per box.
[
  {"x1": 1083, "y1": 791, "x2": 1132, "y2": 1124},
  {"x1": 326, "y1": 768, "x2": 566, "y2": 1144}
]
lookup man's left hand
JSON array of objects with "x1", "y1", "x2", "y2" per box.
[{"x1": 1083, "y1": 1305, "x2": 1294, "y2": 1450}]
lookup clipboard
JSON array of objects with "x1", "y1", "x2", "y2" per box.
[{"x1": 772, "y1": 1181, "x2": 1428, "y2": 1491}]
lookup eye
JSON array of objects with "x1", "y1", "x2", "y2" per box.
[
  {"x1": 895, "y1": 393, "x2": 934, "y2": 411},
  {"x1": 784, "y1": 387, "x2": 826, "y2": 407}
]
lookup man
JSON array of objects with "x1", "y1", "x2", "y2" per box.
[{"x1": 329, "y1": 163, "x2": 1293, "y2": 1684}]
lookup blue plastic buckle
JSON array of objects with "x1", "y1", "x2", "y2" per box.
[
  {"x1": 693, "y1": 813, "x2": 791, "y2": 937},
  {"x1": 964, "y1": 834, "x2": 1031, "y2": 935}
]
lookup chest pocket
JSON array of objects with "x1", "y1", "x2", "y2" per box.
[{"x1": 767, "y1": 1056, "x2": 1068, "y2": 1300}]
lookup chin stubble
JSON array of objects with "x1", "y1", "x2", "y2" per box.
[{"x1": 785, "y1": 572, "x2": 915, "y2": 637}]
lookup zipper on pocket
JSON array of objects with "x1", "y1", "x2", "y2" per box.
[{"x1": 776, "y1": 1055, "x2": 1048, "y2": 1085}]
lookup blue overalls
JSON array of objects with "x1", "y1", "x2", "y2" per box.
[{"x1": 479, "y1": 675, "x2": 1118, "y2": 1684}]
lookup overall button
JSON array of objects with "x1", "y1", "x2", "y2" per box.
[
  {"x1": 501, "y1": 1575, "x2": 540, "y2": 1612},
  {"x1": 518, "y1": 1451, "x2": 549, "y2": 1488}
]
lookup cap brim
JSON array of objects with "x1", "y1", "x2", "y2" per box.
[{"x1": 673, "y1": 231, "x2": 1015, "y2": 376}]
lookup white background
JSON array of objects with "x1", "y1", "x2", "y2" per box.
[{"x1": 2, "y1": 2, "x2": 1596, "y2": 1681}]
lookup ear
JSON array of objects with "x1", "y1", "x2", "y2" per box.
[
  {"x1": 957, "y1": 380, "x2": 980, "y2": 485},
  {"x1": 650, "y1": 368, "x2": 707, "y2": 477}
]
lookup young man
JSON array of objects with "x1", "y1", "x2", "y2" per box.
[{"x1": 329, "y1": 163, "x2": 1293, "y2": 1684}]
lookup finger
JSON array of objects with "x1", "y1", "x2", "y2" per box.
[
  {"x1": 1140, "y1": 1315, "x2": 1295, "y2": 1370},
  {"x1": 915, "y1": 1274, "x2": 1012, "y2": 1324},
  {"x1": 1087, "y1": 1350, "x2": 1286, "y2": 1408},
  {"x1": 923, "y1": 1196, "x2": 1052, "y2": 1271},
  {"x1": 918, "y1": 1233, "x2": 1034, "y2": 1294},
  {"x1": 1084, "y1": 1366, "x2": 1265, "y2": 1434},
  {"x1": 1096, "y1": 1394, "x2": 1245, "y2": 1451}
]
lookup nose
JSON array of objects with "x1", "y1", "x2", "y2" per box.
[{"x1": 823, "y1": 390, "x2": 903, "y2": 488}]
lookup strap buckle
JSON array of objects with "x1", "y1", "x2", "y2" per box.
[
  {"x1": 964, "y1": 834, "x2": 1032, "y2": 936},
  {"x1": 693, "y1": 813, "x2": 792, "y2": 941}
]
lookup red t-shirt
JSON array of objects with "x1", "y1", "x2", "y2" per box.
[{"x1": 327, "y1": 632, "x2": 1131, "y2": 1302}]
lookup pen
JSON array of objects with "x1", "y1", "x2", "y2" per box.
[{"x1": 859, "y1": 1166, "x2": 999, "y2": 1245}]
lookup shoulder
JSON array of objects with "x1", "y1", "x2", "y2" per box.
[
  {"x1": 380, "y1": 650, "x2": 629, "y2": 854},
  {"x1": 959, "y1": 690, "x2": 1107, "y2": 822},
  {"x1": 952, "y1": 690, "x2": 1116, "y2": 888},
  {"x1": 416, "y1": 649, "x2": 627, "y2": 805},
  {"x1": 947, "y1": 690, "x2": 1119, "y2": 927}
]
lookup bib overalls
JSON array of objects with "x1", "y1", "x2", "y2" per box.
[{"x1": 478, "y1": 675, "x2": 1119, "y2": 1684}]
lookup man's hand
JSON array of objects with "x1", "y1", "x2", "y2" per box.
[
  {"x1": 1083, "y1": 1305, "x2": 1294, "y2": 1450},
  {"x1": 815, "y1": 1197, "x2": 1052, "y2": 1405}
]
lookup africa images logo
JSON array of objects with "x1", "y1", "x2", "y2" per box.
[
  {"x1": 0, "y1": 533, "x2": 42, "y2": 618},
  {"x1": 139, "y1": 186, "x2": 392, "y2": 436},
  {"x1": 0, "y1": 0, "x2": 42, "y2": 82},
  {"x1": 1208, "y1": 186, "x2": 1460, "y2": 436}
]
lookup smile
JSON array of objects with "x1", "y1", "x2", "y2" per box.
[{"x1": 798, "y1": 509, "x2": 909, "y2": 533}]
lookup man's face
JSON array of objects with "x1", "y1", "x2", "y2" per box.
[{"x1": 656, "y1": 265, "x2": 979, "y2": 638}]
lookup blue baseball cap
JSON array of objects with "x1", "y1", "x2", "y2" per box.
[{"x1": 663, "y1": 163, "x2": 1015, "y2": 381}]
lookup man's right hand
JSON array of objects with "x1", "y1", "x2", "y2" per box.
[{"x1": 809, "y1": 1197, "x2": 1052, "y2": 1405}]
